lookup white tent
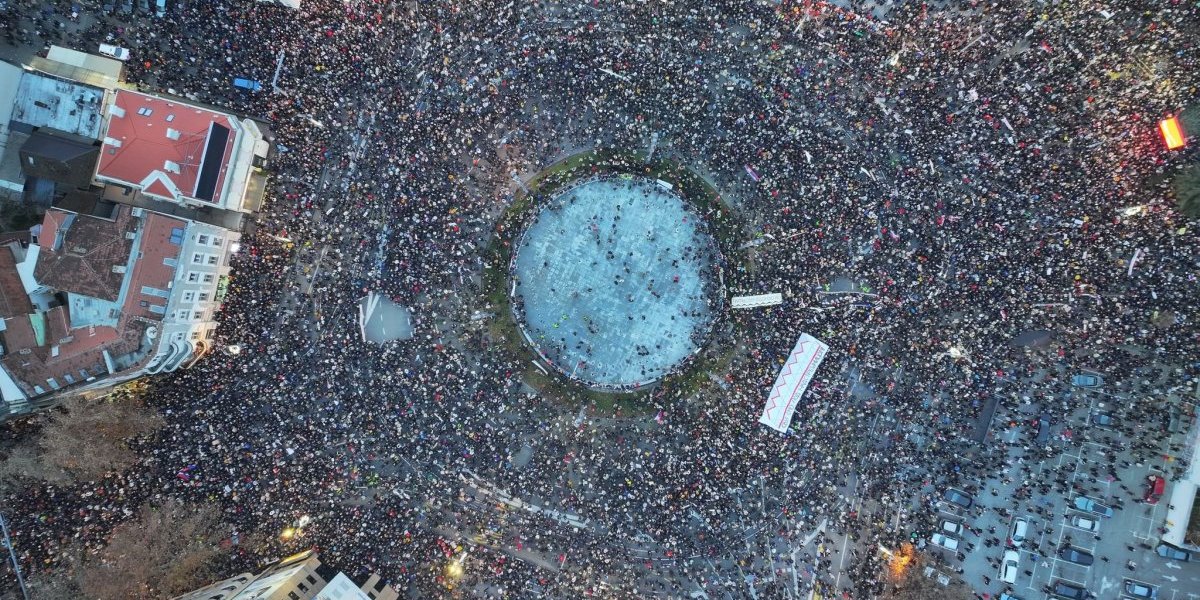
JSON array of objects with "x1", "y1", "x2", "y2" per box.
[{"x1": 759, "y1": 333, "x2": 829, "y2": 433}]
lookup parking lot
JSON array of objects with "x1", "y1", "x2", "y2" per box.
[{"x1": 929, "y1": 361, "x2": 1200, "y2": 600}]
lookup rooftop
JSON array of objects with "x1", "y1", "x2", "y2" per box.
[
  {"x1": 34, "y1": 208, "x2": 134, "y2": 302},
  {"x1": 0, "y1": 205, "x2": 185, "y2": 398},
  {"x1": 0, "y1": 243, "x2": 33, "y2": 320},
  {"x1": 12, "y1": 72, "x2": 106, "y2": 139},
  {"x1": 97, "y1": 90, "x2": 239, "y2": 205}
]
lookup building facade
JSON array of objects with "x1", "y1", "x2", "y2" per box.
[
  {"x1": 0, "y1": 48, "x2": 270, "y2": 419},
  {"x1": 172, "y1": 550, "x2": 400, "y2": 600}
]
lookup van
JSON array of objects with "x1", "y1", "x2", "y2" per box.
[
  {"x1": 930, "y1": 533, "x2": 960, "y2": 551},
  {"x1": 154, "y1": 0, "x2": 166, "y2": 16},
  {"x1": 1010, "y1": 517, "x2": 1029, "y2": 547},
  {"x1": 1035, "y1": 413, "x2": 1051, "y2": 445},
  {"x1": 940, "y1": 520, "x2": 964, "y2": 536},
  {"x1": 1000, "y1": 550, "x2": 1019, "y2": 584},
  {"x1": 98, "y1": 44, "x2": 130, "y2": 61}
]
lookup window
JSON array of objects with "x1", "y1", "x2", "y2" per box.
[
  {"x1": 182, "y1": 292, "x2": 195, "y2": 302},
  {"x1": 288, "y1": 593, "x2": 299, "y2": 600},
  {"x1": 297, "y1": 582, "x2": 308, "y2": 592},
  {"x1": 202, "y1": 273, "x2": 215, "y2": 283},
  {"x1": 197, "y1": 234, "x2": 209, "y2": 245},
  {"x1": 187, "y1": 272, "x2": 199, "y2": 283},
  {"x1": 137, "y1": 107, "x2": 153, "y2": 116},
  {"x1": 191, "y1": 331, "x2": 201, "y2": 340},
  {"x1": 306, "y1": 575, "x2": 317, "y2": 585},
  {"x1": 193, "y1": 311, "x2": 204, "y2": 320},
  {"x1": 139, "y1": 300, "x2": 149, "y2": 308},
  {"x1": 198, "y1": 293, "x2": 210, "y2": 302},
  {"x1": 140, "y1": 286, "x2": 170, "y2": 298},
  {"x1": 169, "y1": 227, "x2": 185, "y2": 245},
  {"x1": 207, "y1": 255, "x2": 218, "y2": 265},
  {"x1": 212, "y1": 237, "x2": 224, "y2": 247},
  {"x1": 192, "y1": 253, "x2": 204, "y2": 264}
]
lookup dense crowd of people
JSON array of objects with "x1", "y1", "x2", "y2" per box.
[{"x1": 2, "y1": 0, "x2": 1199, "y2": 598}]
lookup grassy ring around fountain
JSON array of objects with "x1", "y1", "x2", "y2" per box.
[{"x1": 482, "y1": 150, "x2": 745, "y2": 411}]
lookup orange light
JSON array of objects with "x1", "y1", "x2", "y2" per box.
[{"x1": 1160, "y1": 116, "x2": 1185, "y2": 150}]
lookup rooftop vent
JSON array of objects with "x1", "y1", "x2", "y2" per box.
[
  {"x1": 163, "y1": 160, "x2": 181, "y2": 174},
  {"x1": 165, "y1": 128, "x2": 181, "y2": 140},
  {"x1": 110, "y1": 105, "x2": 126, "y2": 118}
]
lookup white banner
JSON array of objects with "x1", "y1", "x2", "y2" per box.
[
  {"x1": 759, "y1": 333, "x2": 829, "y2": 433},
  {"x1": 731, "y1": 293, "x2": 783, "y2": 309}
]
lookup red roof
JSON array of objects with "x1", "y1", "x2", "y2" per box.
[
  {"x1": 123, "y1": 212, "x2": 184, "y2": 320},
  {"x1": 34, "y1": 208, "x2": 136, "y2": 302},
  {"x1": 0, "y1": 243, "x2": 33, "y2": 320},
  {"x1": 97, "y1": 90, "x2": 238, "y2": 205}
]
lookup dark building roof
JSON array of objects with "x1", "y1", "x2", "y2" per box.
[
  {"x1": 33, "y1": 207, "x2": 135, "y2": 302},
  {"x1": 0, "y1": 243, "x2": 33, "y2": 320},
  {"x1": 19, "y1": 128, "x2": 101, "y2": 188}
]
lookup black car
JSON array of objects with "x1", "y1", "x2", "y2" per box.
[
  {"x1": 1091, "y1": 413, "x2": 1118, "y2": 428},
  {"x1": 943, "y1": 488, "x2": 973, "y2": 509},
  {"x1": 1058, "y1": 545, "x2": 1094, "y2": 565},
  {"x1": 1035, "y1": 413, "x2": 1051, "y2": 444},
  {"x1": 1051, "y1": 580, "x2": 1089, "y2": 599}
]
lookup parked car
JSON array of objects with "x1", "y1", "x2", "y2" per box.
[
  {"x1": 1000, "y1": 549, "x2": 1019, "y2": 584},
  {"x1": 1090, "y1": 412, "x2": 1118, "y2": 428},
  {"x1": 1050, "y1": 580, "x2": 1088, "y2": 599},
  {"x1": 1123, "y1": 579, "x2": 1158, "y2": 599},
  {"x1": 930, "y1": 533, "x2": 960, "y2": 551},
  {"x1": 154, "y1": 0, "x2": 166, "y2": 16},
  {"x1": 1156, "y1": 543, "x2": 1191, "y2": 561},
  {"x1": 98, "y1": 43, "x2": 129, "y2": 61},
  {"x1": 233, "y1": 77, "x2": 263, "y2": 92},
  {"x1": 1035, "y1": 413, "x2": 1051, "y2": 445},
  {"x1": 1069, "y1": 514, "x2": 1100, "y2": 532},
  {"x1": 1058, "y1": 545, "x2": 1094, "y2": 565},
  {"x1": 943, "y1": 488, "x2": 973, "y2": 509},
  {"x1": 1071, "y1": 373, "x2": 1103, "y2": 387},
  {"x1": 940, "y1": 520, "x2": 964, "y2": 536},
  {"x1": 1073, "y1": 495, "x2": 1114, "y2": 517},
  {"x1": 1010, "y1": 517, "x2": 1029, "y2": 547},
  {"x1": 999, "y1": 594, "x2": 1025, "y2": 600}
]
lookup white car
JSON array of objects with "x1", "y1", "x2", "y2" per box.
[
  {"x1": 1010, "y1": 518, "x2": 1029, "y2": 547},
  {"x1": 1000, "y1": 549, "x2": 1020, "y2": 584},
  {"x1": 940, "y1": 520, "x2": 964, "y2": 536},
  {"x1": 1070, "y1": 514, "x2": 1100, "y2": 532},
  {"x1": 98, "y1": 43, "x2": 130, "y2": 61},
  {"x1": 930, "y1": 533, "x2": 960, "y2": 551}
]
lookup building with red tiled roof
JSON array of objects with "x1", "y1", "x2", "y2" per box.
[
  {"x1": 0, "y1": 51, "x2": 263, "y2": 420},
  {"x1": 0, "y1": 204, "x2": 207, "y2": 415},
  {"x1": 96, "y1": 90, "x2": 268, "y2": 214},
  {"x1": 0, "y1": 243, "x2": 34, "y2": 320},
  {"x1": 33, "y1": 208, "x2": 135, "y2": 302}
]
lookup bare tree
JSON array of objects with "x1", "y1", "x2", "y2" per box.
[
  {"x1": 79, "y1": 499, "x2": 227, "y2": 600},
  {"x1": 34, "y1": 393, "x2": 164, "y2": 482},
  {"x1": 0, "y1": 444, "x2": 70, "y2": 492}
]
